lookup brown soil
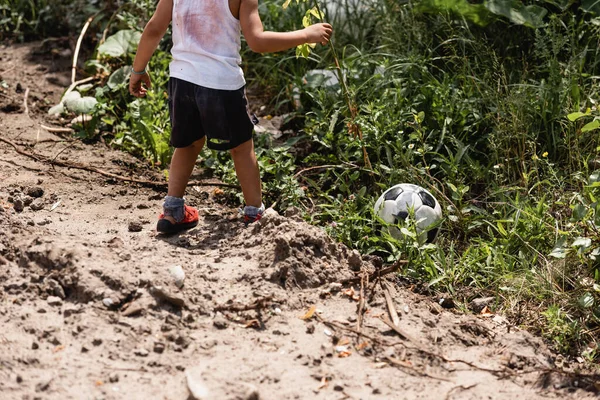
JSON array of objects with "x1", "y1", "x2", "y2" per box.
[{"x1": 1, "y1": 42, "x2": 598, "y2": 400}]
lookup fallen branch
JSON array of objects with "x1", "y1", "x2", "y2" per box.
[
  {"x1": 0, "y1": 137, "x2": 240, "y2": 189},
  {"x1": 40, "y1": 124, "x2": 75, "y2": 134},
  {"x1": 379, "y1": 314, "x2": 421, "y2": 345},
  {"x1": 72, "y1": 15, "x2": 96, "y2": 84},
  {"x1": 356, "y1": 272, "x2": 367, "y2": 335},
  {"x1": 23, "y1": 88, "x2": 29, "y2": 116},
  {"x1": 385, "y1": 356, "x2": 452, "y2": 382},
  {"x1": 339, "y1": 260, "x2": 407, "y2": 285},
  {"x1": 293, "y1": 162, "x2": 360, "y2": 179},
  {"x1": 214, "y1": 296, "x2": 274, "y2": 312},
  {"x1": 382, "y1": 281, "x2": 400, "y2": 327}
]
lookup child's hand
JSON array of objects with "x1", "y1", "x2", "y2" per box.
[
  {"x1": 304, "y1": 23, "x2": 333, "y2": 46},
  {"x1": 129, "y1": 72, "x2": 152, "y2": 98}
]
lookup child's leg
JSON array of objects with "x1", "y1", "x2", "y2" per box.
[
  {"x1": 162, "y1": 137, "x2": 205, "y2": 224},
  {"x1": 230, "y1": 138, "x2": 262, "y2": 208}
]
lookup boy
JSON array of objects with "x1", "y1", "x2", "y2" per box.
[{"x1": 129, "y1": 0, "x2": 332, "y2": 233}]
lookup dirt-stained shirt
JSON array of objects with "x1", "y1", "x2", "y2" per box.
[{"x1": 170, "y1": 0, "x2": 245, "y2": 90}]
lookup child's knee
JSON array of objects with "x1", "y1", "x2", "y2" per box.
[
  {"x1": 230, "y1": 139, "x2": 253, "y2": 156},
  {"x1": 186, "y1": 137, "x2": 205, "y2": 151}
]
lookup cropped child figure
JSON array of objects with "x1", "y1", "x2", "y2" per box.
[{"x1": 129, "y1": 0, "x2": 332, "y2": 233}]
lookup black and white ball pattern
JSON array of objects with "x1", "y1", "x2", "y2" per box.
[{"x1": 374, "y1": 183, "x2": 442, "y2": 243}]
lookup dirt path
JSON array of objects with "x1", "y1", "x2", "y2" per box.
[{"x1": 0, "y1": 42, "x2": 596, "y2": 400}]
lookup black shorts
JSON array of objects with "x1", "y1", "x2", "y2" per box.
[{"x1": 167, "y1": 77, "x2": 257, "y2": 151}]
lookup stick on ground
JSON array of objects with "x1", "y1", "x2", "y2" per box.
[{"x1": 0, "y1": 137, "x2": 240, "y2": 190}]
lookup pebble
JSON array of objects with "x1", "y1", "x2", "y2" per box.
[
  {"x1": 13, "y1": 198, "x2": 24, "y2": 212},
  {"x1": 469, "y1": 296, "x2": 495, "y2": 313},
  {"x1": 128, "y1": 221, "x2": 143, "y2": 232},
  {"x1": 153, "y1": 342, "x2": 166, "y2": 354},
  {"x1": 30, "y1": 198, "x2": 45, "y2": 211},
  {"x1": 134, "y1": 348, "x2": 149, "y2": 357},
  {"x1": 169, "y1": 265, "x2": 185, "y2": 288},
  {"x1": 213, "y1": 316, "x2": 229, "y2": 330},
  {"x1": 46, "y1": 296, "x2": 62, "y2": 306},
  {"x1": 102, "y1": 298, "x2": 115, "y2": 308},
  {"x1": 26, "y1": 186, "x2": 44, "y2": 198},
  {"x1": 109, "y1": 373, "x2": 119, "y2": 383}
]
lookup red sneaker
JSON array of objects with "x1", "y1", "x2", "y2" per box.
[{"x1": 157, "y1": 205, "x2": 199, "y2": 234}]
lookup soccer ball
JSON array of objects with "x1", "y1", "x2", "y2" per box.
[{"x1": 374, "y1": 183, "x2": 442, "y2": 243}]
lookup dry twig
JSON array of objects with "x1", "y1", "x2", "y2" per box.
[
  {"x1": 382, "y1": 281, "x2": 400, "y2": 327},
  {"x1": 0, "y1": 137, "x2": 240, "y2": 189},
  {"x1": 41, "y1": 124, "x2": 75, "y2": 134},
  {"x1": 72, "y1": 15, "x2": 96, "y2": 84},
  {"x1": 385, "y1": 356, "x2": 452, "y2": 382},
  {"x1": 340, "y1": 260, "x2": 407, "y2": 285},
  {"x1": 214, "y1": 296, "x2": 274, "y2": 312},
  {"x1": 22, "y1": 88, "x2": 29, "y2": 116}
]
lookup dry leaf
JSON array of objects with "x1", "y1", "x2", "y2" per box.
[
  {"x1": 52, "y1": 345, "x2": 65, "y2": 353},
  {"x1": 95, "y1": 380, "x2": 103, "y2": 387},
  {"x1": 244, "y1": 319, "x2": 260, "y2": 328},
  {"x1": 300, "y1": 305, "x2": 317, "y2": 320},
  {"x1": 317, "y1": 376, "x2": 329, "y2": 390},
  {"x1": 337, "y1": 337, "x2": 351, "y2": 346},
  {"x1": 338, "y1": 351, "x2": 352, "y2": 358},
  {"x1": 356, "y1": 341, "x2": 369, "y2": 350},
  {"x1": 480, "y1": 306, "x2": 493, "y2": 315},
  {"x1": 213, "y1": 188, "x2": 224, "y2": 196}
]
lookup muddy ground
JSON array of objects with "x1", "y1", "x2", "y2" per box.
[{"x1": 1, "y1": 42, "x2": 598, "y2": 400}]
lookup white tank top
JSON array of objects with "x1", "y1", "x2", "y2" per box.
[{"x1": 170, "y1": 0, "x2": 245, "y2": 90}]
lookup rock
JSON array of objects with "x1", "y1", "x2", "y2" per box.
[
  {"x1": 149, "y1": 286, "x2": 185, "y2": 307},
  {"x1": 469, "y1": 297, "x2": 495, "y2": 313},
  {"x1": 153, "y1": 341, "x2": 166, "y2": 354},
  {"x1": 35, "y1": 378, "x2": 51, "y2": 392},
  {"x1": 44, "y1": 278, "x2": 65, "y2": 299},
  {"x1": 186, "y1": 370, "x2": 211, "y2": 400},
  {"x1": 186, "y1": 367, "x2": 261, "y2": 400},
  {"x1": 13, "y1": 197, "x2": 24, "y2": 212},
  {"x1": 348, "y1": 250, "x2": 362, "y2": 271},
  {"x1": 213, "y1": 316, "x2": 229, "y2": 330},
  {"x1": 128, "y1": 221, "x2": 143, "y2": 232},
  {"x1": 438, "y1": 296, "x2": 455, "y2": 309},
  {"x1": 26, "y1": 186, "x2": 44, "y2": 198},
  {"x1": 102, "y1": 298, "x2": 115, "y2": 308},
  {"x1": 169, "y1": 265, "x2": 185, "y2": 288},
  {"x1": 46, "y1": 296, "x2": 62, "y2": 306},
  {"x1": 134, "y1": 348, "x2": 149, "y2": 357},
  {"x1": 63, "y1": 305, "x2": 81, "y2": 318},
  {"x1": 30, "y1": 198, "x2": 45, "y2": 211}
]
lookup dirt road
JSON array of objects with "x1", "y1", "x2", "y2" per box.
[{"x1": 0, "y1": 42, "x2": 596, "y2": 400}]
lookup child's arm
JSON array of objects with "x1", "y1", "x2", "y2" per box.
[
  {"x1": 129, "y1": 0, "x2": 173, "y2": 98},
  {"x1": 240, "y1": 0, "x2": 332, "y2": 54}
]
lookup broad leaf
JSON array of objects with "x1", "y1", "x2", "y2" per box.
[
  {"x1": 582, "y1": 119, "x2": 600, "y2": 132},
  {"x1": 107, "y1": 66, "x2": 132, "y2": 89},
  {"x1": 98, "y1": 30, "x2": 142, "y2": 58},
  {"x1": 567, "y1": 111, "x2": 588, "y2": 121},
  {"x1": 485, "y1": 0, "x2": 548, "y2": 28},
  {"x1": 65, "y1": 96, "x2": 98, "y2": 114}
]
